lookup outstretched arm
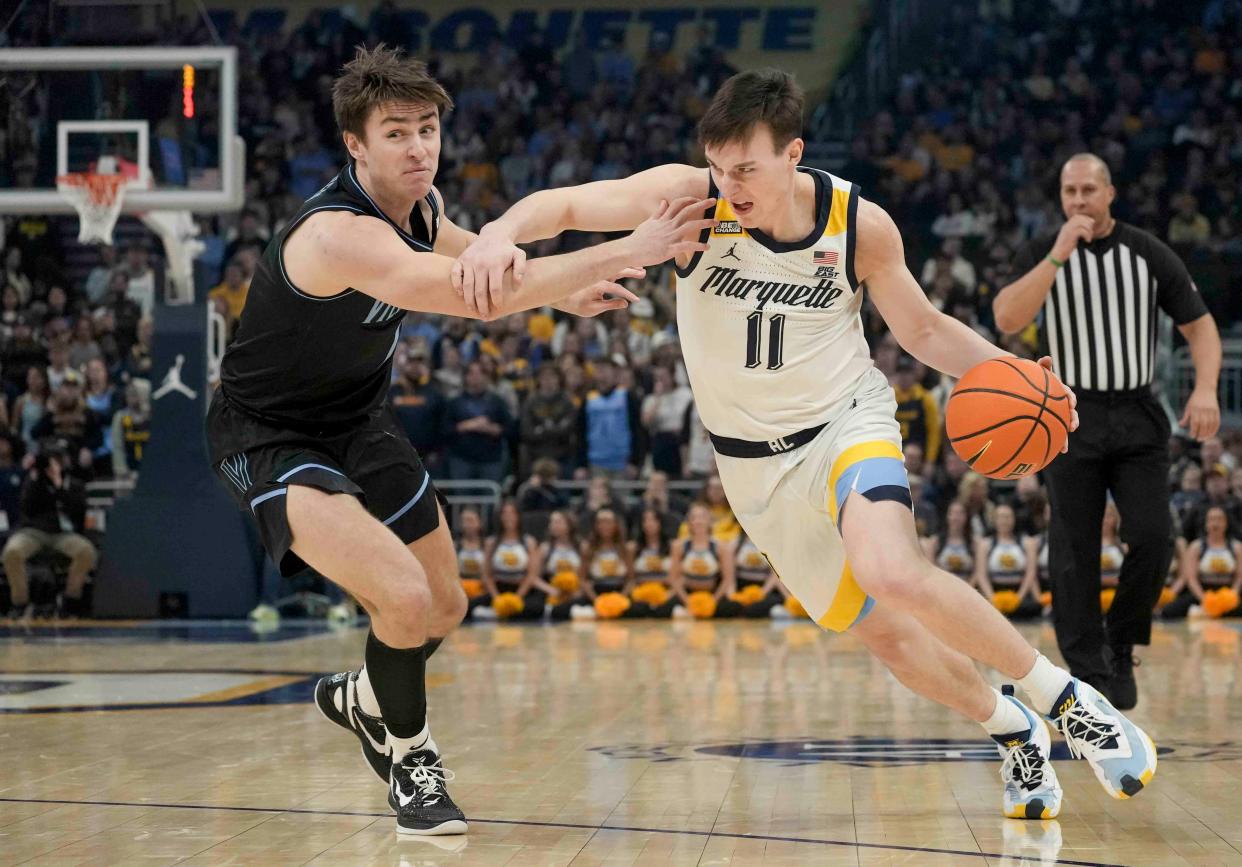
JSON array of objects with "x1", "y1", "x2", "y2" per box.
[
  {"x1": 455, "y1": 164, "x2": 710, "y2": 316},
  {"x1": 284, "y1": 197, "x2": 712, "y2": 320}
]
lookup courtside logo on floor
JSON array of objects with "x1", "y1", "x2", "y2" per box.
[{"x1": 590, "y1": 737, "x2": 1215, "y2": 767}]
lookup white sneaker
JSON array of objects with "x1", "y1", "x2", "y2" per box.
[
  {"x1": 672, "y1": 604, "x2": 691, "y2": 619},
  {"x1": 326, "y1": 603, "x2": 355, "y2": 626},
  {"x1": 769, "y1": 604, "x2": 792, "y2": 620},
  {"x1": 994, "y1": 690, "x2": 1062, "y2": 819},
  {"x1": 1045, "y1": 678, "x2": 1157, "y2": 800},
  {"x1": 248, "y1": 603, "x2": 280, "y2": 623},
  {"x1": 473, "y1": 605, "x2": 498, "y2": 621},
  {"x1": 569, "y1": 604, "x2": 596, "y2": 620}
]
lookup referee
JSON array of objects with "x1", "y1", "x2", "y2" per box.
[{"x1": 994, "y1": 153, "x2": 1221, "y2": 710}]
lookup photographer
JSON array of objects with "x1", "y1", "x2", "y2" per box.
[{"x1": 2, "y1": 446, "x2": 97, "y2": 618}]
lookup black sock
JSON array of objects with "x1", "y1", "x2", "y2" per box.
[{"x1": 364, "y1": 629, "x2": 428, "y2": 739}]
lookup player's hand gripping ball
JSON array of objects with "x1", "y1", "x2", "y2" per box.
[{"x1": 946, "y1": 357, "x2": 1073, "y2": 479}]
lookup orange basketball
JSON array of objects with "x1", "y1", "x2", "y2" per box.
[{"x1": 945, "y1": 358, "x2": 1071, "y2": 480}]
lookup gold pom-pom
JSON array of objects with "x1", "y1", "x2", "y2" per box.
[
  {"x1": 1039, "y1": 591, "x2": 1053, "y2": 608},
  {"x1": 729, "y1": 584, "x2": 766, "y2": 605},
  {"x1": 1099, "y1": 588, "x2": 1116, "y2": 613},
  {"x1": 552, "y1": 571, "x2": 580, "y2": 594},
  {"x1": 992, "y1": 590, "x2": 1022, "y2": 614},
  {"x1": 1156, "y1": 587, "x2": 1176, "y2": 608},
  {"x1": 594, "y1": 592, "x2": 631, "y2": 620},
  {"x1": 461, "y1": 578, "x2": 484, "y2": 599},
  {"x1": 493, "y1": 592, "x2": 525, "y2": 619},
  {"x1": 1205, "y1": 587, "x2": 1240, "y2": 618},
  {"x1": 784, "y1": 596, "x2": 808, "y2": 618},
  {"x1": 687, "y1": 590, "x2": 717, "y2": 619},
  {"x1": 631, "y1": 581, "x2": 669, "y2": 607}
]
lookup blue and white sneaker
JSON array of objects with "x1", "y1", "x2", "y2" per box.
[
  {"x1": 993, "y1": 689, "x2": 1062, "y2": 819},
  {"x1": 1046, "y1": 678, "x2": 1157, "y2": 799}
]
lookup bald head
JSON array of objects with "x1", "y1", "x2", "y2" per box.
[
  {"x1": 1062, "y1": 153, "x2": 1112, "y2": 185},
  {"x1": 1059, "y1": 152, "x2": 1116, "y2": 232}
]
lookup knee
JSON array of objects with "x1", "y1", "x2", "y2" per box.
[
  {"x1": 67, "y1": 538, "x2": 97, "y2": 568},
  {"x1": 376, "y1": 575, "x2": 432, "y2": 646},
  {"x1": 850, "y1": 550, "x2": 932, "y2": 609},
  {"x1": 3, "y1": 536, "x2": 32, "y2": 567},
  {"x1": 433, "y1": 579, "x2": 469, "y2": 632}
]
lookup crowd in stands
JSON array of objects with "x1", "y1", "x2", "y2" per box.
[{"x1": 3, "y1": 0, "x2": 1242, "y2": 620}]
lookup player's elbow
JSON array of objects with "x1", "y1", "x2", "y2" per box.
[{"x1": 992, "y1": 295, "x2": 1025, "y2": 335}]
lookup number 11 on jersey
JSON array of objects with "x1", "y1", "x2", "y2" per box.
[{"x1": 745, "y1": 311, "x2": 785, "y2": 370}]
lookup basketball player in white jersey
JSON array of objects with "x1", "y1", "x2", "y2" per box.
[{"x1": 457, "y1": 69, "x2": 1158, "y2": 819}]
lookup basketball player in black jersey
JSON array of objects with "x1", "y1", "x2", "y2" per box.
[{"x1": 205, "y1": 45, "x2": 713, "y2": 836}]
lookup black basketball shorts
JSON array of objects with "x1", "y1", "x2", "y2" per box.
[{"x1": 206, "y1": 391, "x2": 442, "y2": 576}]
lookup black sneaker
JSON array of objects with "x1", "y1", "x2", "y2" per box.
[
  {"x1": 314, "y1": 671, "x2": 391, "y2": 784},
  {"x1": 55, "y1": 594, "x2": 87, "y2": 619},
  {"x1": 4, "y1": 602, "x2": 31, "y2": 621},
  {"x1": 389, "y1": 747, "x2": 468, "y2": 836},
  {"x1": 1109, "y1": 646, "x2": 1139, "y2": 711}
]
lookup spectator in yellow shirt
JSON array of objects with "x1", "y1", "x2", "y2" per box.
[
  {"x1": 891, "y1": 355, "x2": 943, "y2": 464},
  {"x1": 207, "y1": 262, "x2": 250, "y2": 326}
]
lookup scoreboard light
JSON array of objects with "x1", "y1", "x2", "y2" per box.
[{"x1": 182, "y1": 64, "x2": 195, "y2": 118}]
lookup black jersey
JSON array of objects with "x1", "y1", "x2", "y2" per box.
[{"x1": 219, "y1": 164, "x2": 439, "y2": 430}]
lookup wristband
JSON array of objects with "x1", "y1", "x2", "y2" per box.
[{"x1": 1047, "y1": 254, "x2": 1065, "y2": 269}]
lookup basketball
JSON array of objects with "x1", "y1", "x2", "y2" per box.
[{"x1": 945, "y1": 358, "x2": 1072, "y2": 480}]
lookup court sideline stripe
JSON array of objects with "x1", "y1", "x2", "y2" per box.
[{"x1": 0, "y1": 796, "x2": 1128, "y2": 866}]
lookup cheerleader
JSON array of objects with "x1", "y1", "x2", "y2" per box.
[
  {"x1": 923, "y1": 501, "x2": 975, "y2": 583},
  {"x1": 974, "y1": 503, "x2": 1041, "y2": 618},
  {"x1": 533, "y1": 510, "x2": 582, "y2": 618},
  {"x1": 733, "y1": 533, "x2": 784, "y2": 617},
  {"x1": 581, "y1": 508, "x2": 634, "y2": 600},
  {"x1": 671, "y1": 503, "x2": 737, "y2": 616},
  {"x1": 456, "y1": 508, "x2": 489, "y2": 615},
  {"x1": 483, "y1": 500, "x2": 542, "y2": 619},
  {"x1": 627, "y1": 507, "x2": 676, "y2": 617},
  {"x1": 1166, "y1": 505, "x2": 1242, "y2": 619}
]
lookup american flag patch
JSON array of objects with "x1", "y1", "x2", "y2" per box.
[{"x1": 813, "y1": 250, "x2": 838, "y2": 265}]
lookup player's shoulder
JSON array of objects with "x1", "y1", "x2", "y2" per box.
[{"x1": 852, "y1": 197, "x2": 903, "y2": 269}]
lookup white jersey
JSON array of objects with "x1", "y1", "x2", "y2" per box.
[{"x1": 675, "y1": 167, "x2": 871, "y2": 441}]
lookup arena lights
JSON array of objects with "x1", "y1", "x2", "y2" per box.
[{"x1": 182, "y1": 64, "x2": 195, "y2": 118}]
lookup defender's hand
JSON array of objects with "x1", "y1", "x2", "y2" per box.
[
  {"x1": 452, "y1": 228, "x2": 527, "y2": 319},
  {"x1": 559, "y1": 268, "x2": 645, "y2": 317}
]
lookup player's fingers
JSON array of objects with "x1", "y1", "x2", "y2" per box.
[
  {"x1": 653, "y1": 199, "x2": 669, "y2": 218},
  {"x1": 488, "y1": 270, "x2": 505, "y2": 317},
  {"x1": 514, "y1": 249, "x2": 527, "y2": 285},
  {"x1": 615, "y1": 267, "x2": 646, "y2": 281},
  {"x1": 461, "y1": 266, "x2": 477, "y2": 314},
  {"x1": 607, "y1": 284, "x2": 640, "y2": 302},
  {"x1": 451, "y1": 260, "x2": 463, "y2": 293},
  {"x1": 673, "y1": 241, "x2": 712, "y2": 256},
  {"x1": 672, "y1": 198, "x2": 715, "y2": 223},
  {"x1": 684, "y1": 218, "x2": 719, "y2": 234}
]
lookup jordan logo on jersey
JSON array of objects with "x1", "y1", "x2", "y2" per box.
[{"x1": 699, "y1": 265, "x2": 843, "y2": 312}]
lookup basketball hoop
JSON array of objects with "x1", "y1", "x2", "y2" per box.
[{"x1": 56, "y1": 172, "x2": 129, "y2": 244}]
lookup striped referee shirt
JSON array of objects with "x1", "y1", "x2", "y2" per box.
[{"x1": 1012, "y1": 222, "x2": 1208, "y2": 393}]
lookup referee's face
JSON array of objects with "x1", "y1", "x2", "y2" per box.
[{"x1": 1059, "y1": 160, "x2": 1115, "y2": 232}]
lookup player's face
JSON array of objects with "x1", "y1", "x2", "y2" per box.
[
  {"x1": 356, "y1": 101, "x2": 441, "y2": 199},
  {"x1": 1059, "y1": 160, "x2": 1114, "y2": 230},
  {"x1": 704, "y1": 124, "x2": 802, "y2": 229}
]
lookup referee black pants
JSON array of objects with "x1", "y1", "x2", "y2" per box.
[{"x1": 1041, "y1": 388, "x2": 1173, "y2": 683}]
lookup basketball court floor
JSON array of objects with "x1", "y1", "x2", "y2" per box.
[{"x1": 3, "y1": 618, "x2": 1241, "y2": 866}]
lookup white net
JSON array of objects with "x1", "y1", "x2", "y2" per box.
[{"x1": 55, "y1": 171, "x2": 129, "y2": 244}]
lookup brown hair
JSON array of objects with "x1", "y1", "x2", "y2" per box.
[
  {"x1": 697, "y1": 68, "x2": 804, "y2": 151},
  {"x1": 332, "y1": 44, "x2": 454, "y2": 141}
]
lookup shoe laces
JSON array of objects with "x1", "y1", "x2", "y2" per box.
[
  {"x1": 1000, "y1": 741, "x2": 1047, "y2": 792},
  {"x1": 397, "y1": 752, "x2": 456, "y2": 803},
  {"x1": 1059, "y1": 701, "x2": 1121, "y2": 758}
]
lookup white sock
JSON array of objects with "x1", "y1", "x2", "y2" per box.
[
  {"x1": 389, "y1": 724, "x2": 436, "y2": 762},
  {"x1": 980, "y1": 688, "x2": 1032, "y2": 737},
  {"x1": 354, "y1": 666, "x2": 382, "y2": 718},
  {"x1": 1017, "y1": 653, "x2": 1073, "y2": 717}
]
